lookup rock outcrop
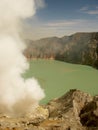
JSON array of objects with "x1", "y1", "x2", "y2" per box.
[
  {"x1": 80, "y1": 95, "x2": 98, "y2": 128},
  {"x1": 24, "y1": 32, "x2": 98, "y2": 68},
  {"x1": 0, "y1": 89, "x2": 98, "y2": 130}
]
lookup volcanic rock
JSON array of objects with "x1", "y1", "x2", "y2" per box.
[
  {"x1": 24, "y1": 32, "x2": 98, "y2": 68},
  {"x1": 80, "y1": 95, "x2": 98, "y2": 128},
  {"x1": 0, "y1": 89, "x2": 98, "y2": 130}
]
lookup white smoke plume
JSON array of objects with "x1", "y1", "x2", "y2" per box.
[{"x1": 0, "y1": 0, "x2": 45, "y2": 116}]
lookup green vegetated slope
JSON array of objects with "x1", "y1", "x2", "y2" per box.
[{"x1": 24, "y1": 59, "x2": 98, "y2": 104}]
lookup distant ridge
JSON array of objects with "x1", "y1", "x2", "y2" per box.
[{"x1": 24, "y1": 32, "x2": 98, "y2": 68}]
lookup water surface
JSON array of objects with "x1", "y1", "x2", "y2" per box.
[{"x1": 24, "y1": 60, "x2": 98, "y2": 104}]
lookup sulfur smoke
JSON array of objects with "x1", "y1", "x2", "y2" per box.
[{"x1": 0, "y1": 0, "x2": 45, "y2": 116}]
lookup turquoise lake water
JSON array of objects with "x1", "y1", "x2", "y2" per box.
[{"x1": 24, "y1": 60, "x2": 98, "y2": 104}]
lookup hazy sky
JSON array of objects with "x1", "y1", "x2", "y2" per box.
[{"x1": 25, "y1": 0, "x2": 98, "y2": 40}]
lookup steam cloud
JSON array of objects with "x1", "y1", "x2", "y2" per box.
[{"x1": 0, "y1": 0, "x2": 45, "y2": 116}]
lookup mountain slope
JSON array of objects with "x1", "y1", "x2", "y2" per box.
[{"x1": 24, "y1": 32, "x2": 98, "y2": 68}]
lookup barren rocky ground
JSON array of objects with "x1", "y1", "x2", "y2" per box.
[{"x1": 0, "y1": 89, "x2": 98, "y2": 130}]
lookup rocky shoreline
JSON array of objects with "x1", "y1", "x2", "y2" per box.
[{"x1": 0, "y1": 89, "x2": 98, "y2": 130}]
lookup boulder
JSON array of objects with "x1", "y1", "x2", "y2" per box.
[{"x1": 80, "y1": 95, "x2": 98, "y2": 127}]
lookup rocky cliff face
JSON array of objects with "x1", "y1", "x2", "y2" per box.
[
  {"x1": 0, "y1": 89, "x2": 98, "y2": 130},
  {"x1": 24, "y1": 32, "x2": 98, "y2": 68}
]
